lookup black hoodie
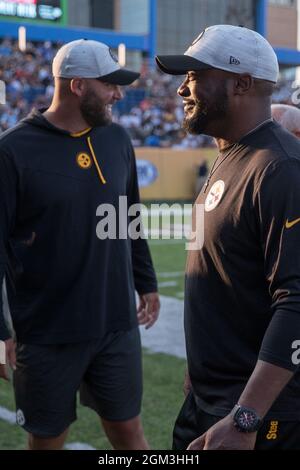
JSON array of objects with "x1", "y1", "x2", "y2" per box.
[{"x1": 0, "y1": 110, "x2": 157, "y2": 343}]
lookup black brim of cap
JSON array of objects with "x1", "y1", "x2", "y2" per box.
[
  {"x1": 98, "y1": 69, "x2": 140, "y2": 85},
  {"x1": 155, "y1": 55, "x2": 212, "y2": 75}
]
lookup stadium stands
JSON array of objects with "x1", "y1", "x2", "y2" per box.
[{"x1": 0, "y1": 38, "x2": 297, "y2": 147}]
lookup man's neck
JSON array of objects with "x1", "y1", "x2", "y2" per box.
[
  {"x1": 214, "y1": 113, "x2": 272, "y2": 151},
  {"x1": 43, "y1": 103, "x2": 90, "y2": 134}
]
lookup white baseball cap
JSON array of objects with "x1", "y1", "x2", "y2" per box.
[
  {"x1": 52, "y1": 39, "x2": 140, "y2": 85},
  {"x1": 156, "y1": 25, "x2": 279, "y2": 83}
]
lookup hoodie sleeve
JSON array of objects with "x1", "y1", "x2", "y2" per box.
[
  {"x1": 127, "y1": 144, "x2": 158, "y2": 295},
  {"x1": 0, "y1": 150, "x2": 17, "y2": 341},
  {"x1": 255, "y1": 159, "x2": 300, "y2": 371}
]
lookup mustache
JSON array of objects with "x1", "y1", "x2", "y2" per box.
[
  {"x1": 184, "y1": 99, "x2": 208, "y2": 116},
  {"x1": 194, "y1": 100, "x2": 208, "y2": 116}
]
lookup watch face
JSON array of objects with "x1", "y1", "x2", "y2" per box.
[
  {"x1": 234, "y1": 406, "x2": 261, "y2": 432},
  {"x1": 236, "y1": 408, "x2": 259, "y2": 432}
]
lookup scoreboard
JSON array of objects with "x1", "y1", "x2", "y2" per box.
[{"x1": 0, "y1": 0, "x2": 67, "y2": 24}]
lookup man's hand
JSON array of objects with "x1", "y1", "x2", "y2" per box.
[
  {"x1": 187, "y1": 414, "x2": 257, "y2": 450},
  {"x1": 137, "y1": 292, "x2": 160, "y2": 329},
  {"x1": 0, "y1": 338, "x2": 16, "y2": 381}
]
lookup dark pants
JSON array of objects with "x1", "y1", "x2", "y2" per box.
[
  {"x1": 14, "y1": 328, "x2": 142, "y2": 437},
  {"x1": 173, "y1": 392, "x2": 300, "y2": 450}
]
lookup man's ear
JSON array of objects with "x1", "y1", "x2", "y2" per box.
[
  {"x1": 70, "y1": 78, "x2": 85, "y2": 97},
  {"x1": 233, "y1": 74, "x2": 253, "y2": 96}
]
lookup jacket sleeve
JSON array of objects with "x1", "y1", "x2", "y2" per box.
[
  {"x1": 255, "y1": 159, "x2": 300, "y2": 371},
  {"x1": 127, "y1": 144, "x2": 158, "y2": 295},
  {"x1": 0, "y1": 150, "x2": 17, "y2": 340}
]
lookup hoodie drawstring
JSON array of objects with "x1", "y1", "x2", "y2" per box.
[{"x1": 87, "y1": 136, "x2": 106, "y2": 185}]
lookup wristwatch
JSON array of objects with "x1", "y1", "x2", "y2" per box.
[{"x1": 231, "y1": 404, "x2": 263, "y2": 433}]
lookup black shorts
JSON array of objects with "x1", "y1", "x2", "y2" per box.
[
  {"x1": 13, "y1": 328, "x2": 142, "y2": 438},
  {"x1": 173, "y1": 392, "x2": 300, "y2": 450}
]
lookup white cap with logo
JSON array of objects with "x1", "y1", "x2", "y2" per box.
[
  {"x1": 156, "y1": 25, "x2": 279, "y2": 83},
  {"x1": 52, "y1": 39, "x2": 140, "y2": 85}
]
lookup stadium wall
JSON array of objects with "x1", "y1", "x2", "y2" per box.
[
  {"x1": 156, "y1": 0, "x2": 255, "y2": 56},
  {"x1": 68, "y1": 0, "x2": 90, "y2": 27},
  {"x1": 268, "y1": 2, "x2": 297, "y2": 48},
  {"x1": 135, "y1": 148, "x2": 217, "y2": 201}
]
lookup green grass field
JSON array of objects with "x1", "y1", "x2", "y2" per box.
[
  {"x1": 0, "y1": 209, "x2": 189, "y2": 450},
  {"x1": 145, "y1": 206, "x2": 190, "y2": 299}
]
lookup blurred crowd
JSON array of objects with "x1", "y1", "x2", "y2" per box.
[
  {"x1": 0, "y1": 38, "x2": 55, "y2": 130},
  {"x1": 0, "y1": 38, "x2": 298, "y2": 148}
]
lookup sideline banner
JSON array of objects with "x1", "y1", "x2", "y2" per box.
[{"x1": 135, "y1": 147, "x2": 216, "y2": 200}]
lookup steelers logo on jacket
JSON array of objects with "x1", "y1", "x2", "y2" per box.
[{"x1": 76, "y1": 152, "x2": 92, "y2": 169}]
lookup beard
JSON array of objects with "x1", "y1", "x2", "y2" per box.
[
  {"x1": 79, "y1": 88, "x2": 112, "y2": 127},
  {"x1": 183, "y1": 82, "x2": 229, "y2": 135}
]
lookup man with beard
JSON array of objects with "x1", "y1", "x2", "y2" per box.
[
  {"x1": 156, "y1": 25, "x2": 300, "y2": 450},
  {"x1": 0, "y1": 39, "x2": 160, "y2": 450}
]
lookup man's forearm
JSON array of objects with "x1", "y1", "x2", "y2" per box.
[{"x1": 238, "y1": 359, "x2": 293, "y2": 418}]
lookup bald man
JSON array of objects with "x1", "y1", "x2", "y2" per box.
[{"x1": 272, "y1": 104, "x2": 300, "y2": 138}]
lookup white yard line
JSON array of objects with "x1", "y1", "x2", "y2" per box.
[
  {"x1": 0, "y1": 405, "x2": 16, "y2": 425},
  {"x1": 157, "y1": 272, "x2": 184, "y2": 278},
  {"x1": 143, "y1": 229, "x2": 189, "y2": 238},
  {"x1": 158, "y1": 281, "x2": 178, "y2": 288},
  {"x1": 65, "y1": 442, "x2": 96, "y2": 450}
]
